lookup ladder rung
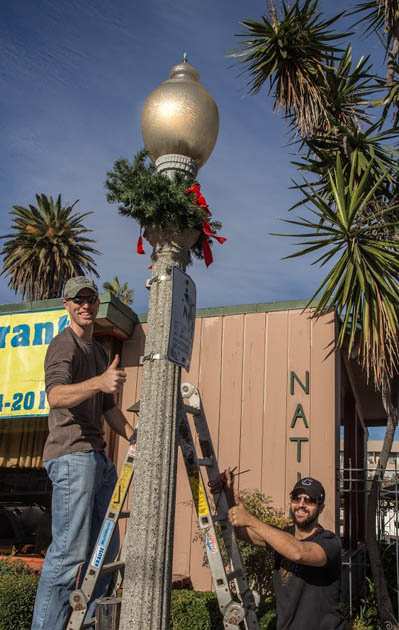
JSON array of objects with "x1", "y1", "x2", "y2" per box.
[
  {"x1": 183, "y1": 404, "x2": 200, "y2": 415},
  {"x1": 226, "y1": 569, "x2": 243, "y2": 581},
  {"x1": 119, "y1": 511, "x2": 130, "y2": 518},
  {"x1": 197, "y1": 457, "x2": 213, "y2": 467},
  {"x1": 101, "y1": 561, "x2": 125, "y2": 575},
  {"x1": 213, "y1": 515, "x2": 228, "y2": 522}
]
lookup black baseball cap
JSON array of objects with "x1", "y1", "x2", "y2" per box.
[{"x1": 291, "y1": 477, "x2": 325, "y2": 504}]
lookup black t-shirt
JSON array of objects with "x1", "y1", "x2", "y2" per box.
[{"x1": 273, "y1": 527, "x2": 344, "y2": 630}]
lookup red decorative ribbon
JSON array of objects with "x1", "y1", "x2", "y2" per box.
[
  {"x1": 186, "y1": 183, "x2": 209, "y2": 212},
  {"x1": 201, "y1": 221, "x2": 227, "y2": 267},
  {"x1": 137, "y1": 228, "x2": 145, "y2": 255},
  {"x1": 202, "y1": 238, "x2": 213, "y2": 266},
  {"x1": 202, "y1": 221, "x2": 227, "y2": 245},
  {"x1": 185, "y1": 183, "x2": 226, "y2": 266}
]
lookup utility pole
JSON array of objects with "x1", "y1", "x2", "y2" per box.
[{"x1": 119, "y1": 58, "x2": 219, "y2": 630}]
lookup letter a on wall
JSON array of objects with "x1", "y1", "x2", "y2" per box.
[{"x1": 290, "y1": 403, "x2": 309, "y2": 429}]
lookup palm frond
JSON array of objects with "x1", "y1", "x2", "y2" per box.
[
  {"x1": 276, "y1": 153, "x2": 399, "y2": 386},
  {"x1": 350, "y1": 0, "x2": 399, "y2": 46},
  {"x1": 230, "y1": 0, "x2": 348, "y2": 136},
  {"x1": 292, "y1": 124, "x2": 398, "y2": 205},
  {"x1": 103, "y1": 276, "x2": 134, "y2": 306},
  {"x1": 318, "y1": 46, "x2": 378, "y2": 133}
]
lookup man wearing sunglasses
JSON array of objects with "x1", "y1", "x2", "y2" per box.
[
  {"x1": 225, "y1": 474, "x2": 343, "y2": 629},
  {"x1": 32, "y1": 276, "x2": 134, "y2": 630}
]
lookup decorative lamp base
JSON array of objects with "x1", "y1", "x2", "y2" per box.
[{"x1": 155, "y1": 154, "x2": 198, "y2": 179}]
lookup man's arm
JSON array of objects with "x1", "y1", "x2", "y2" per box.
[
  {"x1": 104, "y1": 406, "x2": 134, "y2": 441},
  {"x1": 47, "y1": 355, "x2": 127, "y2": 409},
  {"x1": 229, "y1": 500, "x2": 327, "y2": 567},
  {"x1": 235, "y1": 525, "x2": 266, "y2": 546}
]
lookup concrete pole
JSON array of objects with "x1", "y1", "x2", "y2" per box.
[{"x1": 120, "y1": 159, "x2": 199, "y2": 630}]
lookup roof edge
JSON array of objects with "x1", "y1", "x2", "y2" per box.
[
  {"x1": 136, "y1": 298, "x2": 320, "y2": 323},
  {"x1": 0, "y1": 292, "x2": 136, "y2": 314}
]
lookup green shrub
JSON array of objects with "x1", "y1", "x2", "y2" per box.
[
  {"x1": 0, "y1": 559, "x2": 277, "y2": 630},
  {"x1": 350, "y1": 545, "x2": 398, "y2": 629},
  {"x1": 238, "y1": 489, "x2": 289, "y2": 599},
  {"x1": 171, "y1": 590, "x2": 223, "y2": 629},
  {"x1": 351, "y1": 577, "x2": 379, "y2": 630},
  {"x1": 170, "y1": 589, "x2": 277, "y2": 629},
  {"x1": 0, "y1": 560, "x2": 39, "y2": 630},
  {"x1": 0, "y1": 558, "x2": 34, "y2": 576},
  {"x1": 257, "y1": 597, "x2": 277, "y2": 629}
]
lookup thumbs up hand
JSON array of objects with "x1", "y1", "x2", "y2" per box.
[
  {"x1": 98, "y1": 354, "x2": 127, "y2": 393},
  {"x1": 228, "y1": 494, "x2": 253, "y2": 528}
]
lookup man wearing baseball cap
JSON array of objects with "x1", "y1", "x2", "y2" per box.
[
  {"x1": 226, "y1": 474, "x2": 344, "y2": 629},
  {"x1": 32, "y1": 277, "x2": 134, "y2": 630}
]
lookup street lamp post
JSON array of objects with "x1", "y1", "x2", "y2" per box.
[{"x1": 119, "y1": 58, "x2": 219, "y2": 630}]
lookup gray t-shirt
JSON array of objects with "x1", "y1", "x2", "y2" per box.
[{"x1": 43, "y1": 327, "x2": 115, "y2": 461}]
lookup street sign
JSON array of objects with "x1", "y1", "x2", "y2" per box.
[{"x1": 167, "y1": 267, "x2": 196, "y2": 369}]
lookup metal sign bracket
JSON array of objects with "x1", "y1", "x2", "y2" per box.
[
  {"x1": 145, "y1": 267, "x2": 172, "y2": 289},
  {"x1": 139, "y1": 352, "x2": 168, "y2": 365}
]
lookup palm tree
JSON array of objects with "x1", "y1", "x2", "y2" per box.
[
  {"x1": 353, "y1": 0, "x2": 399, "y2": 120},
  {"x1": 277, "y1": 153, "x2": 399, "y2": 626},
  {"x1": 353, "y1": 0, "x2": 399, "y2": 72},
  {"x1": 0, "y1": 194, "x2": 99, "y2": 301},
  {"x1": 234, "y1": 1, "x2": 399, "y2": 624},
  {"x1": 103, "y1": 276, "x2": 134, "y2": 305},
  {"x1": 231, "y1": 0, "x2": 348, "y2": 137}
]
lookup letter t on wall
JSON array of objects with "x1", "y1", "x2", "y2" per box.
[{"x1": 289, "y1": 437, "x2": 309, "y2": 463}]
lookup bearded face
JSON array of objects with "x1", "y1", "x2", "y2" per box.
[{"x1": 289, "y1": 494, "x2": 324, "y2": 531}]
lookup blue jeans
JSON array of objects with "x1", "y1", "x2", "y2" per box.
[{"x1": 31, "y1": 451, "x2": 119, "y2": 630}]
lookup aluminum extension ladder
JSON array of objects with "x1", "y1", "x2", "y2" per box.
[
  {"x1": 66, "y1": 430, "x2": 137, "y2": 629},
  {"x1": 179, "y1": 382, "x2": 259, "y2": 630},
  {"x1": 66, "y1": 383, "x2": 259, "y2": 630}
]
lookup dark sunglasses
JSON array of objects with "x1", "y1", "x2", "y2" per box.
[
  {"x1": 291, "y1": 494, "x2": 317, "y2": 506},
  {"x1": 68, "y1": 295, "x2": 98, "y2": 305}
]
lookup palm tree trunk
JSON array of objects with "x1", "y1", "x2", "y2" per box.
[
  {"x1": 386, "y1": 23, "x2": 399, "y2": 85},
  {"x1": 365, "y1": 383, "x2": 399, "y2": 627},
  {"x1": 267, "y1": 0, "x2": 278, "y2": 27}
]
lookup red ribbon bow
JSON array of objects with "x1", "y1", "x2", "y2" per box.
[
  {"x1": 186, "y1": 183, "x2": 210, "y2": 213},
  {"x1": 136, "y1": 228, "x2": 145, "y2": 255},
  {"x1": 201, "y1": 221, "x2": 227, "y2": 266},
  {"x1": 186, "y1": 183, "x2": 226, "y2": 266}
]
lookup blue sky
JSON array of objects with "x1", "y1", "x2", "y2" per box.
[{"x1": 0, "y1": 0, "x2": 385, "y2": 315}]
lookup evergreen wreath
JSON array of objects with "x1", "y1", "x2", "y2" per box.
[{"x1": 105, "y1": 150, "x2": 225, "y2": 265}]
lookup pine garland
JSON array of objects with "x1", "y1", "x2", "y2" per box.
[{"x1": 105, "y1": 150, "x2": 224, "y2": 263}]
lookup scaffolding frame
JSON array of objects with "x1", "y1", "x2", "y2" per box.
[{"x1": 340, "y1": 458, "x2": 399, "y2": 620}]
